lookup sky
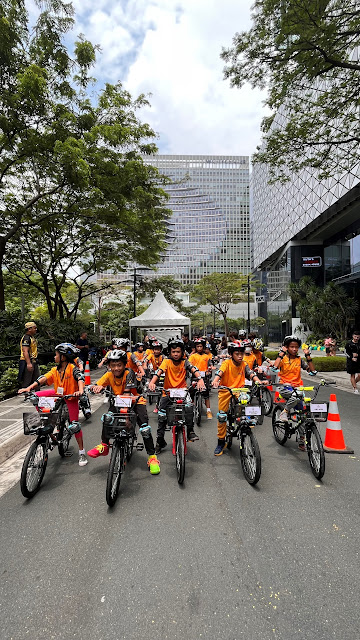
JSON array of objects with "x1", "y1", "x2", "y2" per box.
[{"x1": 31, "y1": 0, "x2": 267, "y2": 158}]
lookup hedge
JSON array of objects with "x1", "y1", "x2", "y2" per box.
[
  {"x1": 0, "y1": 360, "x2": 56, "y2": 400},
  {"x1": 264, "y1": 351, "x2": 346, "y2": 372}
]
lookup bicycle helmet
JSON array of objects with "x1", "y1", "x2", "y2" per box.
[
  {"x1": 228, "y1": 342, "x2": 245, "y2": 355},
  {"x1": 135, "y1": 342, "x2": 144, "y2": 350},
  {"x1": 252, "y1": 338, "x2": 263, "y2": 350},
  {"x1": 106, "y1": 349, "x2": 128, "y2": 364},
  {"x1": 168, "y1": 338, "x2": 185, "y2": 353},
  {"x1": 55, "y1": 343, "x2": 80, "y2": 360},
  {"x1": 283, "y1": 335, "x2": 301, "y2": 347},
  {"x1": 238, "y1": 330, "x2": 246, "y2": 338},
  {"x1": 152, "y1": 341, "x2": 163, "y2": 351},
  {"x1": 194, "y1": 338, "x2": 206, "y2": 348},
  {"x1": 116, "y1": 338, "x2": 130, "y2": 350},
  {"x1": 112, "y1": 338, "x2": 123, "y2": 347},
  {"x1": 244, "y1": 345, "x2": 253, "y2": 354}
]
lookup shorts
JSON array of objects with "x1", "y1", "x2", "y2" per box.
[{"x1": 346, "y1": 360, "x2": 360, "y2": 375}]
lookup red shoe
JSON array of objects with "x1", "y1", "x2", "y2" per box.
[{"x1": 87, "y1": 443, "x2": 109, "y2": 458}]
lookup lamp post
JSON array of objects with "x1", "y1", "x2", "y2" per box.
[{"x1": 247, "y1": 274, "x2": 251, "y2": 335}]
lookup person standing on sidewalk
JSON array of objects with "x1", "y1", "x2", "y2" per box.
[
  {"x1": 18, "y1": 322, "x2": 40, "y2": 390},
  {"x1": 76, "y1": 331, "x2": 89, "y2": 368},
  {"x1": 345, "y1": 330, "x2": 360, "y2": 393}
]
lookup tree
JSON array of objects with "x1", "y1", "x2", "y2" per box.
[
  {"x1": 192, "y1": 273, "x2": 258, "y2": 337},
  {"x1": 0, "y1": 0, "x2": 170, "y2": 311},
  {"x1": 289, "y1": 277, "x2": 358, "y2": 341},
  {"x1": 222, "y1": 0, "x2": 360, "y2": 181}
]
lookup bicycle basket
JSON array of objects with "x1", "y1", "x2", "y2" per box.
[
  {"x1": 103, "y1": 411, "x2": 137, "y2": 439},
  {"x1": 309, "y1": 401, "x2": 328, "y2": 422},
  {"x1": 23, "y1": 411, "x2": 59, "y2": 435},
  {"x1": 167, "y1": 405, "x2": 184, "y2": 424}
]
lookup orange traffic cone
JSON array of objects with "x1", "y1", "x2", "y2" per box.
[
  {"x1": 323, "y1": 394, "x2": 354, "y2": 454},
  {"x1": 84, "y1": 361, "x2": 91, "y2": 386}
]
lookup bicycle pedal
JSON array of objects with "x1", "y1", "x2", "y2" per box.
[
  {"x1": 64, "y1": 451, "x2": 73, "y2": 457},
  {"x1": 135, "y1": 443, "x2": 144, "y2": 451}
]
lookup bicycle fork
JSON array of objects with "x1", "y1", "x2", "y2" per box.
[{"x1": 172, "y1": 424, "x2": 187, "y2": 456}]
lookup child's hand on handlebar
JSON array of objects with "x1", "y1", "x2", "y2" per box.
[{"x1": 91, "y1": 385, "x2": 104, "y2": 393}]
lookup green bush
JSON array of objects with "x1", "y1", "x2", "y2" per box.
[
  {"x1": 264, "y1": 350, "x2": 279, "y2": 360},
  {"x1": 0, "y1": 367, "x2": 19, "y2": 399},
  {"x1": 312, "y1": 357, "x2": 346, "y2": 372},
  {"x1": 39, "y1": 362, "x2": 56, "y2": 375}
]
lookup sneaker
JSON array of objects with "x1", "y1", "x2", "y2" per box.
[
  {"x1": 78, "y1": 453, "x2": 88, "y2": 466},
  {"x1": 207, "y1": 410, "x2": 213, "y2": 419},
  {"x1": 188, "y1": 431, "x2": 199, "y2": 442},
  {"x1": 153, "y1": 407, "x2": 159, "y2": 413},
  {"x1": 214, "y1": 442, "x2": 227, "y2": 456},
  {"x1": 298, "y1": 436, "x2": 306, "y2": 451},
  {"x1": 354, "y1": 389, "x2": 359, "y2": 394},
  {"x1": 87, "y1": 443, "x2": 109, "y2": 458},
  {"x1": 155, "y1": 440, "x2": 167, "y2": 454},
  {"x1": 279, "y1": 410, "x2": 289, "y2": 422},
  {"x1": 147, "y1": 455, "x2": 160, "y2": 475}
]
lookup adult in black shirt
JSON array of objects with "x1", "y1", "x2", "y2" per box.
[
  {"x1": 76, "y1": 331, "x2": 89, "y2": 365},
  {"x1": 182, "y1": 333, "x2": 194, "y2": 356},
  {"x1": 345, "y1": 330, "x2": 360, "y2": 393}
]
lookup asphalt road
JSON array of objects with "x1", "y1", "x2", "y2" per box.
[{"x1": 1, "y1": 385, "x2": 360, "y2": 640}]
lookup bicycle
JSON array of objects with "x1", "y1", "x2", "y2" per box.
[
  {"x1": 247, "y1": 379, "x2": 273, "y2": 423},
  {"x1": 272, "y1": 379, "x2": 335, "y2": 480},
  {"x1": 192, "y1": 371, "x2": 212, "y2": 427},
  {"x1": 219, "y1": 385, "x2": 262, "y2": 485},
  {"x1": 20, "y1": 392, "x2": 78, "y2": 498},
  {"x1": 96, "y1": 389, "x2": 142, "y2": 507}
]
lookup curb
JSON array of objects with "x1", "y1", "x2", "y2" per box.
[{"x1": 0, "y1": 428, "x2": 28, "y2": 466}]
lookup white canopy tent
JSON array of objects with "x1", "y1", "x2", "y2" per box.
[{"x1": 129, "y1": 290, "x2": 191, "y2": 343}]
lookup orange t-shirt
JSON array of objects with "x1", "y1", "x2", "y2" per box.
[
  {"x1": 158, "y1": 357, "x2": 194, "y2": 389},
  {"x1": 188, "y1": 352, "x2": 211, "y2": 372},
  {"x1": 278, "y1": 355, "x2": 303, "y2": 387},
  {"x1": 128, "y1": 352, "x2": 144, "y2": 374},
  {"x1": 243, "y1": 354, "x2": 257, "y2": 370},
  {"x1": 44, "y1": 364, "x2": 83, "y2": 395},
  {"x1": 96, "y1": 369, "x2": 146, "y2": 404},
  {"x1": 218, "y1": 359, "x2": 248, "y2": 389},
  {"x1": 145, "y1": 348, "x2": 153, "y2": 360},
  {"x1": 253, "y1": 349, "x2": 263, "y2": 367},
  {"x1": 148, "y1": 353, "x2": 164, "y2": 370}
]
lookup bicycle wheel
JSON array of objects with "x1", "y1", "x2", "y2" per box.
[
  {"x1": 58, "y1": 406, "x2": 71, "y2": 458},
  {"x1": 20, "y1": 440, "x2": 48, "y2": 498},
  {"x1": 126, "y1": 434, "x2": 134, "y2": 461},
  {"x1": 175, "y1": 428, "x2": 185, "y2": 484},
  {"x1": 306, "y1": 421, "x2": 325, "y2": 480},
  {"x1": 272, "y1": 406, "x2": 288, "y2": 445},
  {"x1": 106, "y1": 442, "x2": 124, "y2": 507},
  {"x1": 226, "y1": 432, "x2": 233, "y2": 450},
  {"x1": 260, "y1": 386, "x2": 273, "y2": 416},
  {"x1": 239, "y1": 427, "x2": 261, "y2": 485}
]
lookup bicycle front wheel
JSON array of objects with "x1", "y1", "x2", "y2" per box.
[
  {"x1": 106, "y1": 442, "x2": 125, "y2": 507},
  {"x1": 20, "y1": 440, "x2": 48, "y2": 498},
  {"x1": 195, "y1": 393, "x2": 202, "y2": 427},
  {"x1": 307, "y1": 422, "x2": 325, "y2": 480},
  {"x1": 239, "y1": 427, "x2": 261, "y2": 485},
  {"x1": 272, "y1": 406, "x2": 288, "y2": 445},
  {"x1": 175, "y1": 429, "x2": 185, "y2": 485},
  {"x1": 260, "y1": 386, "x2": 273, "y2": 416}
]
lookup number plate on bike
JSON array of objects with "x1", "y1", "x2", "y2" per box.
[
  {"x1": 198, "y1": 371, "x2": 206, "y2": 377},
  {"x1": 169, "y1": 388, "x2": 187, "y2": 398},
  {"x1": 244, "y1": 379, "x2": 253, "y2": 386},
  {"x1": 245, "y1": 406, "x2": 261, "y2": 416},
  {"x1": 310, "y1": 403, "x2": 327, "y2": 413},
  {"x1": 38, "y1": 397, "x2": 56, "y2": 409},
  {"x1": 114, "y1": 396, "x2": 132, "y2": 407}
]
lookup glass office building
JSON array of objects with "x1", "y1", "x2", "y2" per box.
[{"x1": 143, "y1": 154, "x2": 250, "y2": 285}]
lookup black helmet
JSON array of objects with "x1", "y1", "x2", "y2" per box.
[
  {"x1": 107, "y1": 349, "x2": 128, "y2": 364},
  {"x1": 228, "y1": 342, "x2": 245, "y2": 355},
  {"x1": 168, "y1": 339, "x2": 185, "y2": 353},
  {"x1": 55, "y1": 343, "x2": 80, "y2": 360},
  {"x1": 194, "y1": 338, "x2": 206, "y2": 348},
  {"x1": 152, "y1": 341, "x2": 163, "y2": 351},
  {"x1": 283, "y1": 335, "x2": 301, "y2": 347},
  {"x1": 135, "y1": 342, "x2": 144, "y2": 350}
]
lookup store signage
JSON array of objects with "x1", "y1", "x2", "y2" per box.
[
  {"x1": 302, "y1": 256, "x2": 322, "y2": 268},
  {"x1": 255, "y1": 295, "x2": 265, "y2": 303}
]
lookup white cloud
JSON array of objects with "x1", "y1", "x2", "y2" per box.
[{"x1": 72, "y1": 1, "x2": 267, "y2": 156}]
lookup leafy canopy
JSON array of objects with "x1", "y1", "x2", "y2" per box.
[{"x1": 222, "y1": 0, "x2": 360, "y2": 181}]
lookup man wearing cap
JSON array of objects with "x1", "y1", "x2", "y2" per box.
[{"x1": 18, "y1": 322, "x2": 40, "y2": 389}]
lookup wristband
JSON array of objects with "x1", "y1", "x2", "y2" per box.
[{"x1": 277, "y1": 353, "x2": 284, "y2": 360}]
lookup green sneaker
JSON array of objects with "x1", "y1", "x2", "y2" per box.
[{"x1": 147, "y1": 455, "x2": 160, "y2": 475}]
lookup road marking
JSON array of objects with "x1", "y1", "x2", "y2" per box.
[{"x1": 0, "y1": 407, "x2": 18, "y2": 417}]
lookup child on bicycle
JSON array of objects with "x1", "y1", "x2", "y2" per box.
[
  {"x1": 87, "y1": 349, "x2": 160, "y2": 474},
  {"x1": 18, "y1": 343, "x2": 88, "y2": 466},
  {"x1": 212, "y1": 342, "x2": 264, "y2": 456},
  {"x1": 188, "y1": 337, "x2": 213, "y2": 419},
  {"x1": 148, "y1": 338, "x2": 206, "y2": 452},
  {"x1": 272, "y1": 335, "x2": 316, "y2": 449}
]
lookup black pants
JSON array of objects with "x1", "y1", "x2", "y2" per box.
[
  {"x1": 157, "y1": 396, "x2": 194, "y2": 443},
  {"x1": 19, "y1": 359, "x2": 40, "y2": 388},
  {"x1": 102, "y1": 404, "x2": 155, "y2": 455}
]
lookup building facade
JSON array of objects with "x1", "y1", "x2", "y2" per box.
[{"x1": 143, "y1": 154, "x2": 250, "y2": 285}]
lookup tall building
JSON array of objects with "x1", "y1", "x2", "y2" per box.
[{"x1": 143, "y1": 154, "x2": 250, "y2": 285}]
